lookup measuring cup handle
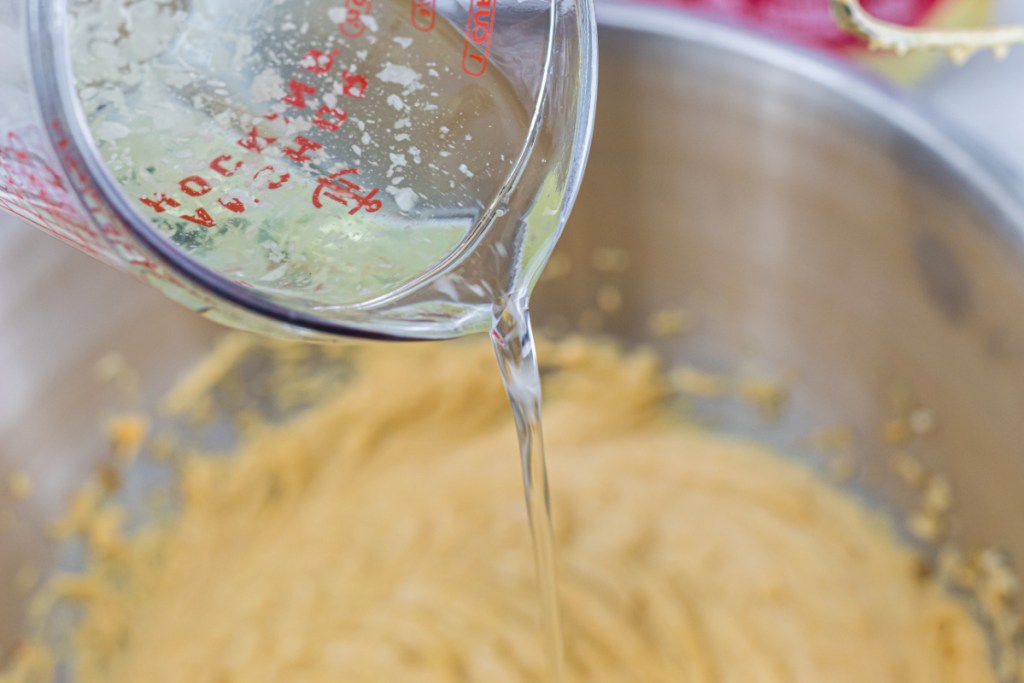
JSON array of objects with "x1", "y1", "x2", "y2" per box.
[{"x1": 829, "y1": 0, "x2": 1024, "y2": 60}]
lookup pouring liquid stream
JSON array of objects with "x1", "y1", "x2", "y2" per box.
[
  {"x1": 492, "y1": 301, "x2": 568, "y2": 683},
  {"x1": 68, "y1": 0, "x2": 583, "y2": 672}
]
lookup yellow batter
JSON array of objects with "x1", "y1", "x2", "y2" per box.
[{"x1": 7, "y1": 338, "x2": 997, "y2": 683}]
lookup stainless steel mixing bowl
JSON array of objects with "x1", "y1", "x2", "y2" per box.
[{"x1": 3, "y1": 4, "x2": 1024, "y2": 668}]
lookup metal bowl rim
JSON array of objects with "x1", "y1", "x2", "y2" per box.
[{"x1": 595, "y1": 3, "x2": 1024, "y2": 255}]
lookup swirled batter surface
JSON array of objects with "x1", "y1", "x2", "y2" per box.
[{"x1": 12, "y1": 339, "x2": 997, "y2": 683}]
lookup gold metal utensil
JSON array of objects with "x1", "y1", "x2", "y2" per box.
[{"x1": 829, "y1": 0, "x2": 1024, "y2": 62}]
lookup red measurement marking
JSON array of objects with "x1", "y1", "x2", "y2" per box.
[
  {"x1": 338, "y1": 0, "x2": 372, "y2": 37},
  {"x1": 140, "y1": 144, "x2": 310, "y2": 228},
  {"x1": 411, "y1": 0, "x2": 435, "y2": 31},
  {"x1": 0, "y1": 133, "x2": 69, "y2": 210},
  {"x1": 134, "y1": 45, "x2": 380, "y2": 230},
  {"x1": 210, "y1": 154, "x2": 243, "y2": 177},
  {"x1": 252, "y1": 165, "x2": 292, "y2": 191},
  {"x1": 33, "y1": 122, "x2": 116, "y2": 261},
  {"x1": 281, "y1": 135, "x2": 324, "y2": 163},
  {"x1": 312, "y1": 169, "x2": 382, "y2": 214},
  {"x1": 339, "y1": 70, "x2": 369, "y2": 98},
  {"x1": 140, "y1": 193, "x2": 181, "y2": 213},
  {"x1": 181, "y1": 207, "x2": 215, "y2": 228},
  {"x1": 5, "y1": 134, "x2": 29, "y2": 162},
  {"x1": 462, "y1": 0, "x2": 495, "y2": 76},
  {"x1": 348, "y1": 0, "x2": 372, "y2": 18},
  {"x1": 179, "y1": 176, "x2": 212, "y2": 197},
  {"x1": 54, "y1": 124, "x2": 90, "y2": 187},
  {"x1": 236, "y1": 125, "x2": 278, "y2": 153},
  {"x1": 218, "y1": 196, "x2": 247, "y2": 213},
  {"x1": 262, "y1": 112, "x2": 293, "y2": 126},
  {"x1": 338, "y1": 10, "x2": 365, "y2": 37},
  {"x1": 282, "y1": 79, "x2": 317, "y2": 109},
  {"x1": 312, "y1": 105, "x2": 347, "y2": 132},
  {"x1": 301, "y1": 48, "x2": 339, "y2": 74}
]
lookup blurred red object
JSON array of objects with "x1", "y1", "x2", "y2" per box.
[{"x1": 659, "y1": 0, "x2": 941, "y2": 52}]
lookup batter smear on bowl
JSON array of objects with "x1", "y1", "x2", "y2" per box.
[{"x1": 1, "y1": 338, "x2": 999, "y2": 683}]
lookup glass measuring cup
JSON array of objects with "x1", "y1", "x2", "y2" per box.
[
  {"x1": 0, "y1": 0, "x2": 596, "y2": 341},
  {"x1": 830, "y1": 0, "x2": 1024, "y2": 60}
]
